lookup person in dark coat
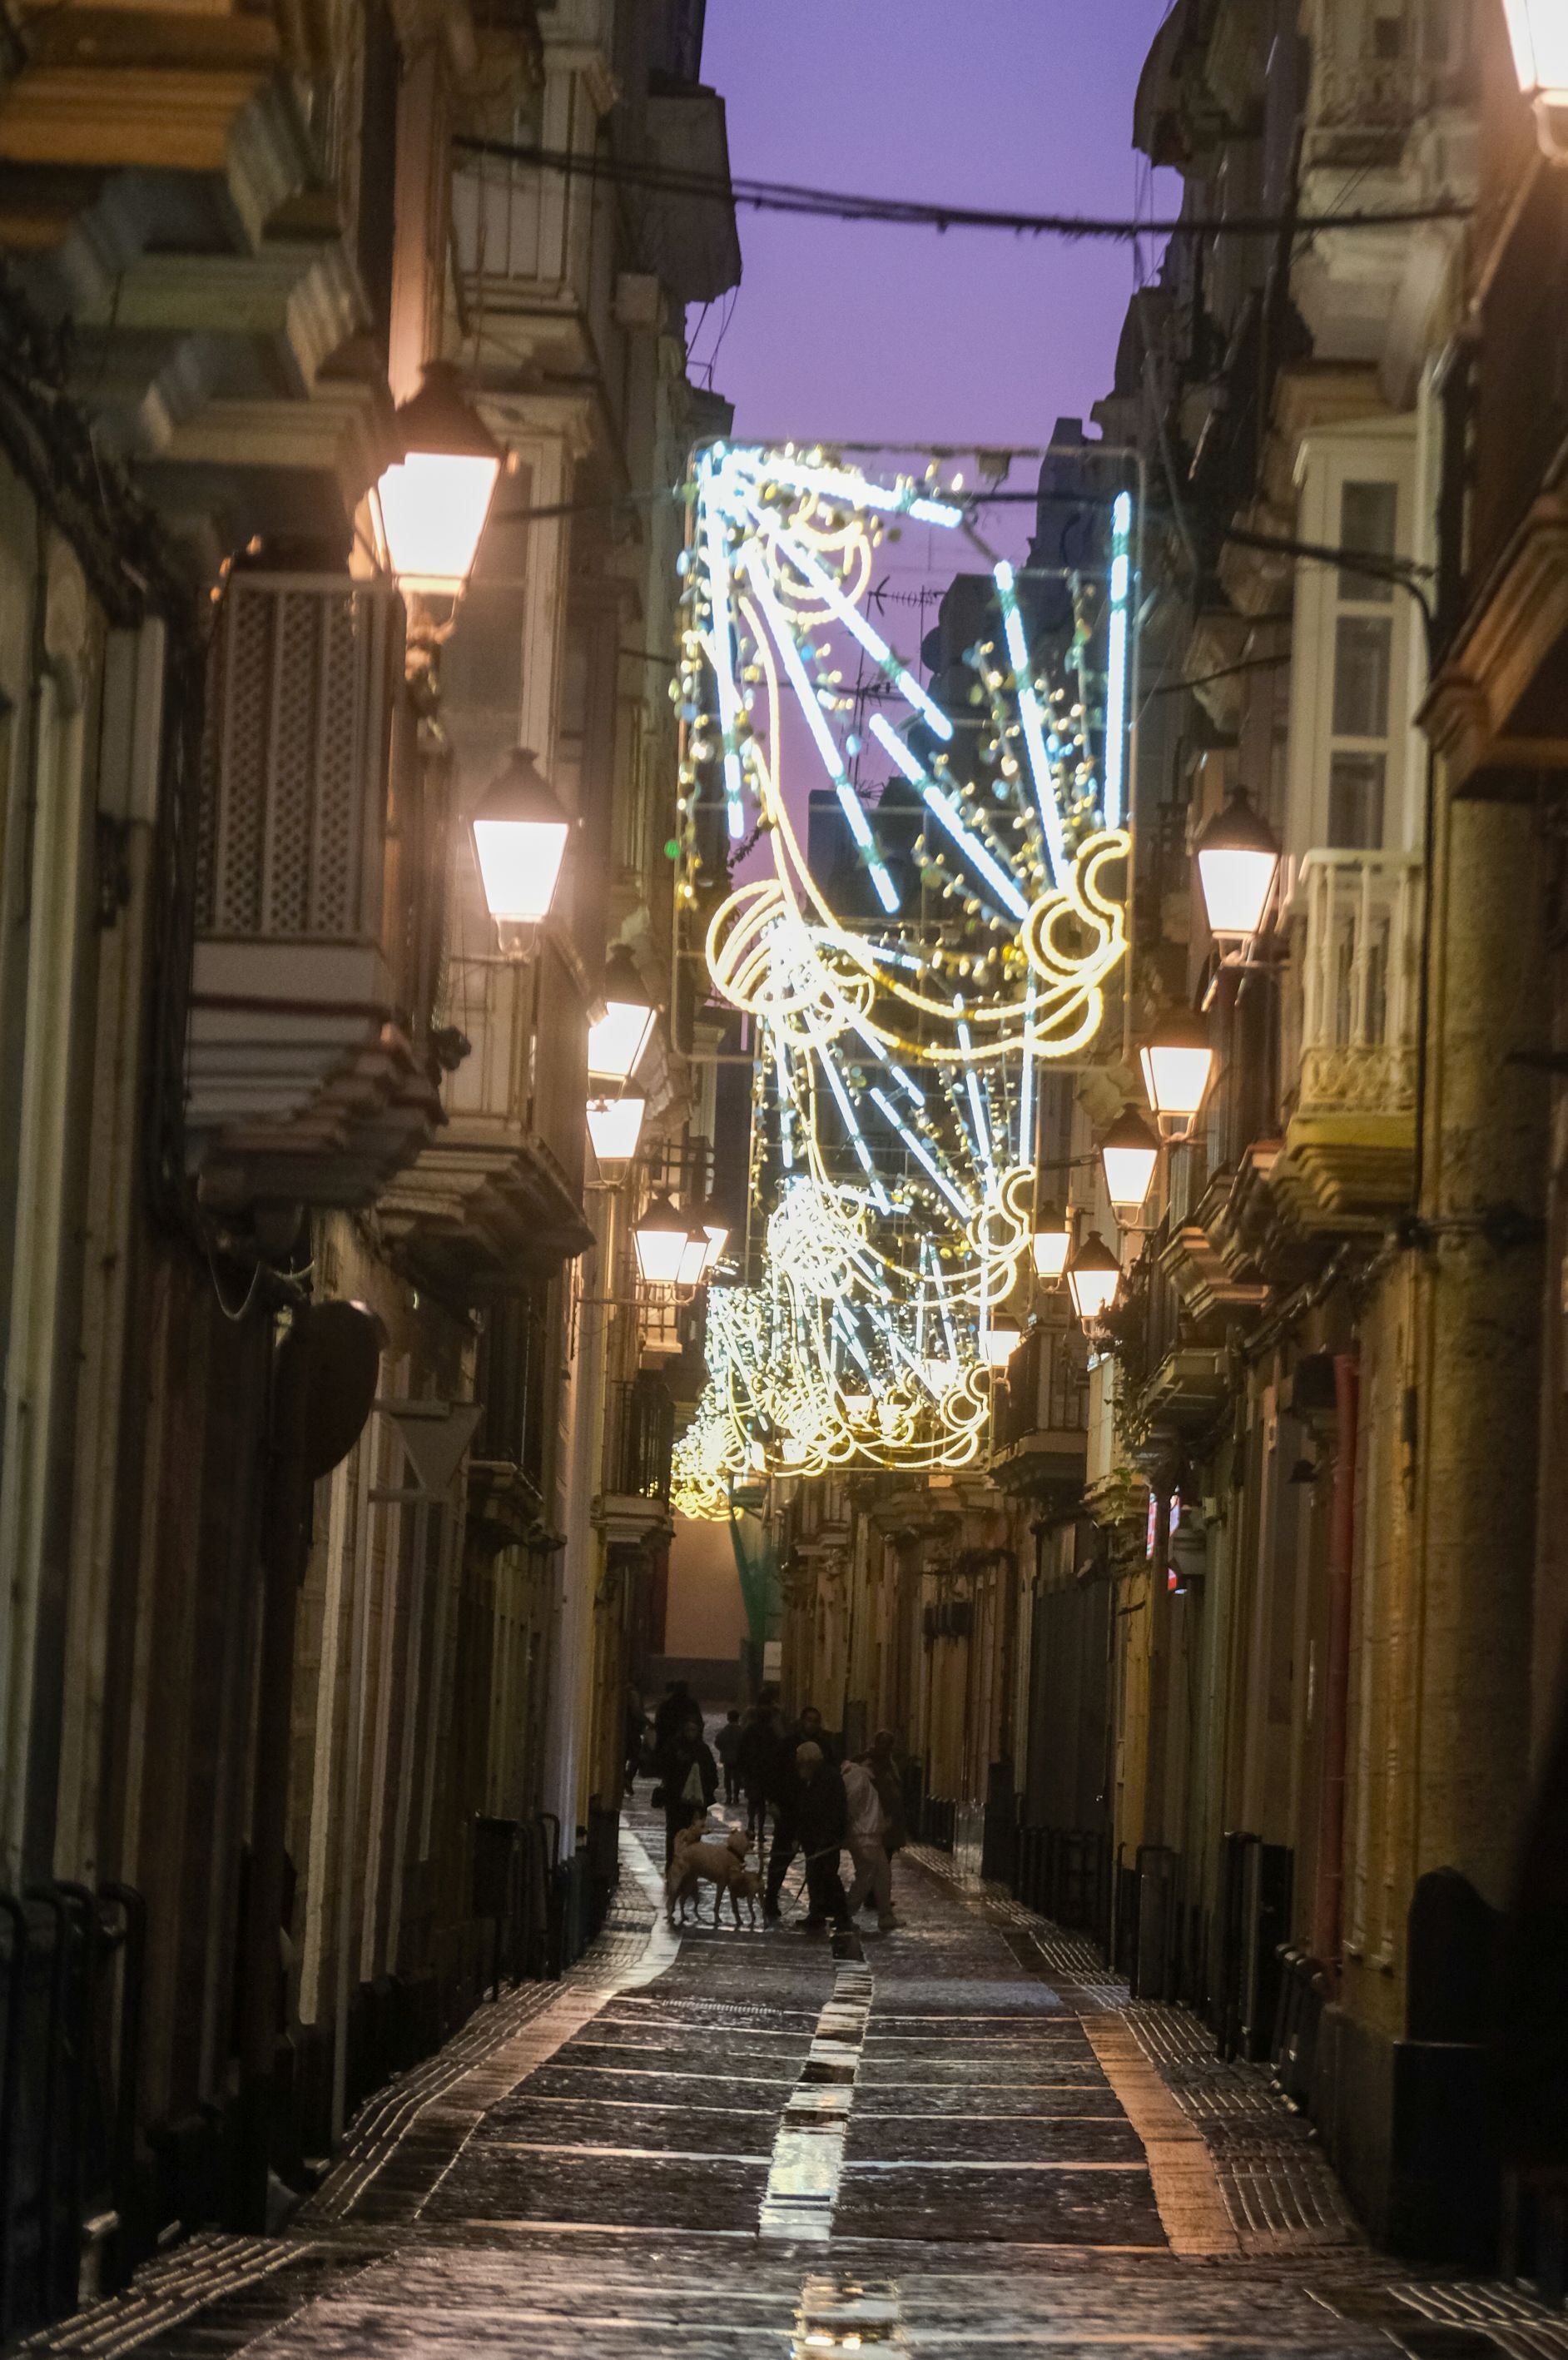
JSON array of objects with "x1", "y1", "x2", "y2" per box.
[
  {"x1": 657, "y1": 1710, "x2": 717, "y2": 1867},
  {"x1": 792, "y1": 1742, "x2": 851, "y2": 1932},
  {"x1": 734, "y1": 1701, "x2": 776, "y2": 1841},
  {"x1": 762, "y1": 1701, "x2": 825, "y2": 1919},
  {"x1": 653, "y1": 1679, "x2": 693, "y2": 1752}
]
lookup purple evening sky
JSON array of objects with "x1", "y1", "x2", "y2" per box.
[{"x1": 694, "y1": 1, "x2": 1177, "y2": 452}]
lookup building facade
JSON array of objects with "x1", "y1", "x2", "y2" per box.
[
  {"x1": 0, "y1": 0, "x2": 737, "y2": 2335},
  {"x1": 769, "y1": 0, "x2": 1568, "y2": 2280}
]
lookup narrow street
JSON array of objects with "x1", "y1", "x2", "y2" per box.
[{"x1": 32, "y1": 1825, "x2": 1562, "y2": 2360}]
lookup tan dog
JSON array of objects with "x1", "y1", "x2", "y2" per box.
[{"x1": 666, "y1": 1823, "x2": 753, "y2": 1927}]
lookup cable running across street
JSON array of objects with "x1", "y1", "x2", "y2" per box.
[{"x1": 453, "y1": 136, "x2": 1472, "y2": 241}]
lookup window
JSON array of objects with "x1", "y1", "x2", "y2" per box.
[{"x1": 1324, "y1": 480, "x2": 1398, "y2": 851}]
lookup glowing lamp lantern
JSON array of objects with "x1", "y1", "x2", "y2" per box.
[
  {"x1": 687, "y1": 1200, "x2": 731, "y2": 1273},
  {"x1": 375, "y1": 362, "x2": 504, "y2": 594},
  {"x1": 586, "y1": 1095, "x2": 646, "y2": 1166},
  {"x1": 588, "y1": 946, "x2": 657, "y2": 1084},
  {"x1": 1503, "y1": 0, "x2": 1568, "y2": 151},
  {"x1": 633, "y1": 1192, "x2": 690, "y2": 1286},
  {"x1": 677, "y1": 1227, "x2": 712, "y2": 1288},
  {"x1": 470, "y1": 748, "x2": 569, "y2": 927},
  {"x1": 1099, "y1": 1104, "x2": 1160, "y2": 1217},
  {"x1": 1066, "y1": 1234, "x2": 1123, "y2": 1326},
  {"x1": 980, "y1": 1310, "x2": 1022, "y2": 1369},
  {"x1": 1139, "y1": 1011, "x2": 1215, "y2": 1140},
  {"x1": 1194, "y1": 786, "x2": 1280, "y2": 944},
  {"x1": 1031, "y1": 1200, "x2": 1072, "y2": 1281}
]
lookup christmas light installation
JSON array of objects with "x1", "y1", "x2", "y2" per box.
[{"x1": 669, "y1": 442, "x2": 1137, "y2": 1506}]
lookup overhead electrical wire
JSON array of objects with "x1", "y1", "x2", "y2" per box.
[{"x1": 454, "y1": 136, "x2": 1472, "y2": 243}]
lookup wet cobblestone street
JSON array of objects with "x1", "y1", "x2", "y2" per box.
[{"x1": 33, "y1": 1814, "x2": 1568, "y2": 2360}]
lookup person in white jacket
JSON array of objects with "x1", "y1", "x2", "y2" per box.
[{"x1": 842, "y1": 1754, "x2": 900, "y2": 1932}]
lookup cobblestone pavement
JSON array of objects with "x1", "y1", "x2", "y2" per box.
[{"x1": 30, "y1": 1810, "x2": 1568, "y2": 2360}]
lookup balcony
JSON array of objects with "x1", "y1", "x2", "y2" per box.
[
  {"x1": 991, "y1": 1322, "x2": 1089, "y2": 1498},
  {"x1": 1294, "y1": 7, "x2": 1476, "y2": 378},
  {"x1": 596, "y1": 1374, "x2": 675, "y2": 1548},
  {"x1": 377, "y1": 931, "x2": 593, "y2": 1295},
  {"x1": 186, "y1": 571, "x2": 443, "y2": 1213},
  {"x1": 1273, "y1": 849, "x2": 1420, "y2": 1231},
  {"x1": 2, "y1": 8, "x2": 390, "y2": 554}
]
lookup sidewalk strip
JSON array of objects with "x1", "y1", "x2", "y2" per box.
[
  {"x1": 1082, "y1": 2019, "x2": 1239, "y2": 2258},
  {"x1": 760, "y1": 1964, "x2": 875, "y2": 2241}
]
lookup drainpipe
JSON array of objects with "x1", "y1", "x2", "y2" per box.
[{"x1": 1311, "y1": 1350, "x2": 1359, "y2": 1984}]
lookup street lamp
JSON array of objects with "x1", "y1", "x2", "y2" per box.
[
  {"x1": 375, "y1": 362, "x2": 504, "y2": 595},
  {"x1": 588, "y1": 946, "x2": 657, "y2": 1084},
  {"x1": 1031, "y1": 1200, "x2": 1072, "y2": 1281},
  {"x1": 633, "y1": 1192, "x2": 691, "y2": 1285},
  {"x1": 1502, "y1": 0, "x2": 1568, "y2": 155},
  {"x1": 469, "y1": 748, "x2": 569, "y2": 930},
  {"x1": 1099, "y1": 1104, "x2": 1160, "y2": 1219},
  {"x1": 586, "y1": 1095, "x2": 647, "y2": 1166},
  {"x1": 1139, "y1": 1011, "x2": 1216, "y2": 1140},
  {"x1": 980, "y1": 1309, "x2": 1021, "y2": 1369},
  {"x1": 1194, "y1": 786, "x2": 1280, "y2": 947},
  {"x1": 1066, "y1": 1233, "x2": 1122, "y2": 1326},
  {"x1": 677, "y1": 1226, "x2": 712, "y2": 1288},
  {"x1": 687, "y1": 1200, "x2": 732, "y2": 1273}
]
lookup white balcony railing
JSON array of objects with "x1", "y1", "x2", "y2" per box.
[{"x1": 1290, "y1": 848, "x2": 1421, "y2": 1120}]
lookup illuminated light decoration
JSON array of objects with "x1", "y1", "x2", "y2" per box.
[
  {"x1": 588, "y1": 946, "x2": 657, "y2": 1082},
  {"x1": 470, "y1": 748, "x2": 569, "y2": 926},
  {"x1": 749, "y1": 500, "x2": 954, "y2": 740},
  {"x1": 738, "y1": 546, "x2": 901, "y2": 915},
  {"x1": 1100, "y1": 1104, "x2": 1161, "y2": 1217},
  {"x1": 1194, "y1": 786, "x2": 1280, "y2": 944},
  {"x1": 633, "y1": 1192, "x2": 692, "y2": 1286},
  {"x1": 1017, "y1": 981, "x2": 1036, "y2": 1164},
  {"x1": 1103, "y1": 491, "x2": 1133, "y2": 829},
  {"x1": 819, "y1": 1049, "x2": 892, "y2": 1211},
  {"x1": 1067, "y1": 1232, "x2": 1122, "y2": 1325},
  {"x1": 1031, "y1": 1200, "x2": 1071, "y2": 1281},
  {"x1": 955, "y1": 1008, "x2": 997, "y2": 1191},
  {"x1": 869, "y1": 716, "x2": 1029, "y2": 919},
  {"x1": 993, "y1": 561, "x2": 1069, "y2": 889},
  {"x1": 868, "y1": 1086, "x2": 971, "y2": 1220},
  {"x1": 672, "y1": 444, "x2": 1146, "y2": 1489},
  {"x1": 702, "y1": 506, "x2": 749, "y2": 839},
  {"x1": 586, "y1": 1095, "x2": 646, "y2": 1165},
  {"x1": 1139, "y1": 1011, "x2": 1215, "y2": 1140},
  {"x1": 727, "y1": 446, "x2": 964, "y2": 528},
  {"x1": 375, "y1": 361, "x2": 504, "y2": 595},
  {"x1": 980, "y1": 1309, "x2": 1021, "y2": 1368}
]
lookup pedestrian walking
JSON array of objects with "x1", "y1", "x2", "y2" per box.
[
  {"x1": 657, "y1": 1710, "x2": 717, "y2": 1868},
  {"x1": 843, "y1": 1752, "x2": 900, "y2": 1931},
  {"x1": 866, "y1": 1729, "x2": 909, "y2": 1855},
  {"x1": 792, "y1": 1741, "x2": 851, "y2": 1932},
  {"x1": 653, "y1": 1678, "x2": 694, "y2": 1752},
  {"x1": 736, "y1": 1695, "x2": 781, "y2": 1843},
  {"x1": 762, "y1": 1699, "x2": 826, "y2": 1920},
  {"x1": 714, "y1": 1707, "x2": 744, "y2": 1803}
]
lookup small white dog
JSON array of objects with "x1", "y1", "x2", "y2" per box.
[{"x1": 666, "y1": 1823, "x2": 756, "y2": 1927}]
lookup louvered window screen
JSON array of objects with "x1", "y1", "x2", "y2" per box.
[{"x1": 198, "y1": 574, "x2": 403, "y2": 942}]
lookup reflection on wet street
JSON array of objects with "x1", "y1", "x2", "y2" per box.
[{"x1": 33, "y1": 1813, "x2": 1568, "y2": 2360}]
